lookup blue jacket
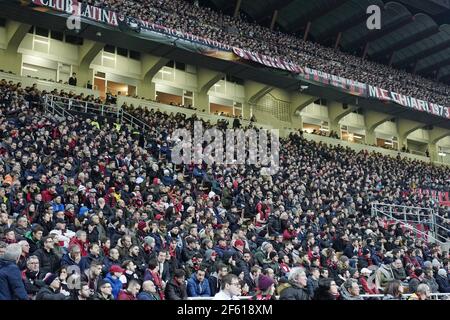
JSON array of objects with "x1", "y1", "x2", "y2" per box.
[
  {"x1": 137, "y1": 291, "x2": 159, "y2": 300},
  {"x1": 104, "y1": 273, "x2": 123, "y2": 299},
  {"x1": 186, "y1": 274, "x2": 211, "y2": 297},
  {"x1": 0, "y1": 258, "x2": 28, "y2": 300}
]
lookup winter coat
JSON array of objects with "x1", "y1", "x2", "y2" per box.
[
  {"x1": 436, "y1": 275, "x2": 450, "y2": 293},
  {"x1": 187, "y1": 274, "x2": 212, "y2": 297},
  {"x1": 424, "y1": 276, "x2": 439, "y2": 293},
  {"x1": 137, "y1": 291, "x2": 160, "y2": 300},
  {"x1": 279, "y1": 282, "x2": 310, "y2": 300},
  {"x1": 0, "y1": 258, "x2": 29, "y2": 300},
  {"x1": 164, "y1": 278, "x2": 187, "y2": 300},
  {"x1": 33, "y1": 248, "x2": 61, "y2": 275},
  {"x1": 35, "y1": 286, "x2": 68, "y2": 300},
  {"x1": 307, "y1": 277, "x2": 319, "y2": 298},
  {"x1": 103, "y1": 273, "x2": 124, "y2": 299}
]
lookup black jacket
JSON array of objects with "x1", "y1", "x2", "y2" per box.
[
  {"x1": 164, "y1": 279, "x2": 187, "y2": 300},
  {"x1": 279, "y1": 282, "x2": 311, "y2": 300},
  {"x1": 33, "y1": 248, "x2": 61, "y2": 275},
  {"x1": 36, "y1": 286, "x2": 69, "y2": 300}
]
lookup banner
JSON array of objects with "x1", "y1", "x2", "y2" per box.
[
  {"x1": 232, "y1": 47, "x2": 367, "y2": 97},
  {"x1": 21, "y1": 0, "x2": 450, "y2": 119},
  {"x1": 368, "y1": 86, "x2": 450, "y2": 119}
]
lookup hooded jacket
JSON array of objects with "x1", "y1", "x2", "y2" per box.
[{"x1": 103, "y1": 273, "x2": 124, "y2": 299}]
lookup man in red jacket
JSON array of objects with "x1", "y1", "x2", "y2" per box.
[
  {"x1": 118, "y1": 280, "x2": 141, "y2": 300},
  {"x1": 359, "y1": 268, "x2": 378, "y2": 294}
]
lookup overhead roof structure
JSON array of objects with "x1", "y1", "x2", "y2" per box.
[{"x1": 205, "y1": 0, "x2": 450, "y2": 83}]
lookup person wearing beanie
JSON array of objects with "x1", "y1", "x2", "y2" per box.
[
  {"x1": 436, "y1": 269, "x2": 450, "y2": 293},
  {"x1": 36, "y1": 272, "x2": 69, "y2": 300},
  {"x1": 252, "y1": 274, "x2": 276, "y2": 300},
  {"x1": 103, "y1": 265, "x2": 125, "y2": 299},
  {"x1": 0, "y1": 243, "x2": 29, "y2": 300}
]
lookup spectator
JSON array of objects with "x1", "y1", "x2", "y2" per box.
[
  {"x1": 118, "y1": 279, "x2": 141, "y2": 300},
  {"x1": 252, "y1": 274, "x2": 276, "y2": 300},
  {"x1": 340, "y1": 278, "x2": 363, "y2": 300},
  {"x1": 35, "y1": 272, "x2": 69, "y2": 300},
  {"x1": 279, "y1": 267, "x2": 310, "y2": 300},
  {"x1": 382, "y1": 280, "x2": 404, "y2": 300},
  {"x1": 312, "y1": 278, "x2": 339, "y2": 300},
  {"x1": 93, "y1": 280, "x2": 114, "y2": 300},
  {"x1": 137, "y1": 280, "x2": 160, "y2": 300},
  {"x1": 31, "y1": 236, "x2": 61, "y2": 276},
  {"x1": 68, "y1": 73, "x2": 77, "y2": 86},
  {"x1": 307, "y1": 267, "x2": 320, "y2": 298},
  {"x1": 212, "y1": 273, "x2": 241, "y2": 300},
  {"x1": 187, "y1": 268, "x2": 211, "y2": 297},
  {"x1": 165, "y1": 269, "x2": 187, "y2": 300},
  {"x1": 0, "y1": 244, "x2": 29, "y2": 300},
  {"x1": 104, "y1": 265, "x2": 125, "y2": 299},
  {"x1": 408, "y1": 283, "x2": 431, "y2": 301}
]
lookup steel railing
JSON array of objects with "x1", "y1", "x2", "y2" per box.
[
  {"x1": 44, "y1": 94, "x2": 152, "y2": 134},
  {"x1": 371, "y1": 203, "x2": 450, "y2": 245}
]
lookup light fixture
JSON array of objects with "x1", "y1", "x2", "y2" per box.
[
  {"x1": 33, "y1": 38, "x2": 49, "y2": 45},
  {"x1": 438, "y1": 152, "x2": 446, "y2": 157},
  {"x1": 319, "y1": 128, "x2": 329, "y2": 132},
  {"x1": 384, "y1": 141, "x2": 393, "y2": 146},
  {"x1": 22, "y1": 66, "x2": 38, "y2": 72},
  {"x1": 353, "y1": 134, "x2": 362, "y2": 139}
]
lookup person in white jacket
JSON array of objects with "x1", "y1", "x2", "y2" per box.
[{"x1": 213, "y1": 274, "x2": 241, "y2": 300}]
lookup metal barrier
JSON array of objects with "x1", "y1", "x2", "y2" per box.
[
  {"x1": 44, "y1": 94, "x2": 152, "y2": 133},
  {"x1": 371, "y1": 203, "x2": 450, "y2": 245}
]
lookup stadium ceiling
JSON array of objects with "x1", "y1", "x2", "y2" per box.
[{"x1": 204, "y1": 0, "x2": 450, "y2": 82}]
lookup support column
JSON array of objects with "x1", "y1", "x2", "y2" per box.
[
  {"x1": 0, "y1": 21, "x2": 31, "y2": 74},
  {"x1": 289, "y1": 92, "x2": 316, "y2": 129},
  {"x1": 270, "y1": 10, "x2": 278, "y2": 30},
  {"x1": 140, "y1": 54, "x2": 169, "y2": 100},
  {"x1": 364, "y1": 110, "x2": 393, "y2": 145},
  {"x1": 77, "y1": 40, "x2": 104, "y2": 88},
  {"x1": 328, "y1": 102, "x2": 357, "y2": 135},
  {"x1": 396, "y1": 118, "x2": 425, "y2": 150},
  {"x1": 428, "y1": 127, "x2": 450, "y2": 161},
  {"x1": 196, "y1": 67, "x2": 225, "y2": 112}
]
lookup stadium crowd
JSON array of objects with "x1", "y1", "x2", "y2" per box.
[
  {"x1": 0, "y1": 79, "x2": 449, "y2": 301},
  {"x1": 82, "y1": 0, "x2": 450, "y2": 108}
]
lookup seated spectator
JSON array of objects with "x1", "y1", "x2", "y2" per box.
[
  {"x1": 187, "y1": 268, "x2": 211, "y2": 297},
  {"x1": 118, "y1": 279, "x2": 141, "y2": 300},
  {"x1": 312, "y1": 278, "x2": 339, "y2": 300},
  {"x1": 36, "y1": 273, "x2": 70, "y2": 300},
  {"x1": 165, "y1": 269, "x2": 187, "y2": 300},
  {"x1": 137, "y1": 280, "x2": 160, "y2": 300}
]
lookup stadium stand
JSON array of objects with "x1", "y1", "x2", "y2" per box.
[{"x1": 0, "y1": 0, "x2": 449, "y2": 301}]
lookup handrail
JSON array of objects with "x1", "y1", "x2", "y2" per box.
[
  {"x1": 44, "y1": 94, "x2": 151, "y2": 134},
  {"x1": 371, "y1": 203, "x2": 446, "y2": 246}
]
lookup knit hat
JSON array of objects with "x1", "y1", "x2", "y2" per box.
[
  {"x1": 234, "y1": 239, "x2": 245, "y2": 248},
  {"x1": 138, "y1": 221, "x2": 147, "y2": 231},
  {"x1": 110, "y1": 265, "x2": 125, "y2": 274},
  {"x1": 43, "y1": 273, "x2": 59, "y2": 286},
  {"x1": 258, "y1": 275, "x2": 274, "y2": 291}
]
